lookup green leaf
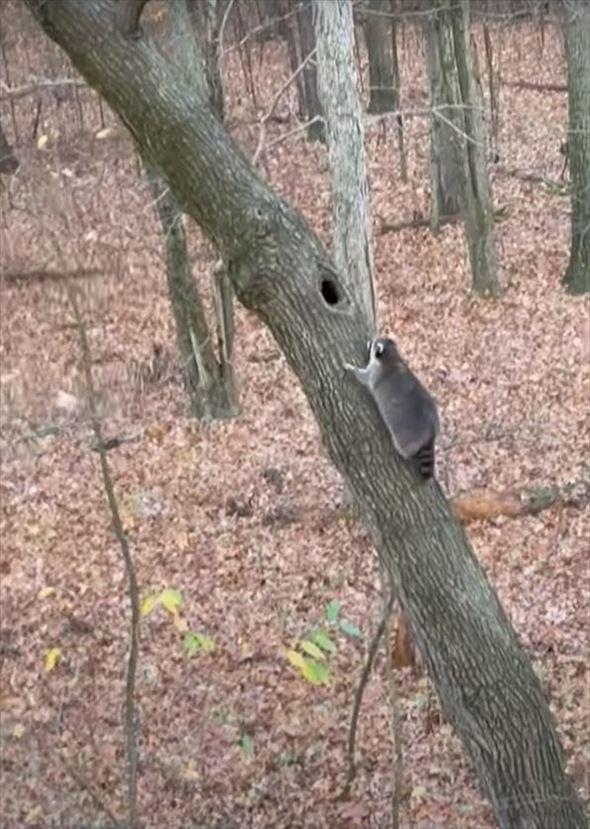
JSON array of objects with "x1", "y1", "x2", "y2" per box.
[
  {"x1": 184, "y1": 631, "x2": 215, "y2": 656},
  {"x1": 300, "y1": 640, "x2": 326, "y2": 661},
  {"x1": 239, "y1": 734, "x2": 254, "y2": 756},
  {"x1": 325, "y1": 599, "x2": 341, "y2": 623},
  {"x1": 159, "y1": 587, "x2": 183, "y2": 615},
  {"x1": 286, "y1": 649, "x2": 329, "y2": 684},
  {"x1": 183, "y1": 632, "x2": 200, "y2": 656},
  {"x1": 339, "y1": 619, "x2": 362, "y2": 638},
  {"x1": 309, "y1": 627, "x2": 337, "y2": 654},
  {"x1": 302, "y1": 658, "x2": 330, "y2": 685}
]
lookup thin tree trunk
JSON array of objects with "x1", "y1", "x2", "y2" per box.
[
  {"x1": 389, "y1": 3, "x2": 407, "y2": 183},
  {"x1": 426, "y1": 0, "x2": 500, "y2": 296},
  {"x1": 452, "y1": 0, "x2": 499, "y2": 296},
  {"x1": 562, "y1": 0, "x2": 590, "y2": 293},
  {"x1": 150, "y1": 0, "x2": 238, "y2": 418},
  {"x1": 24, "y1": 3, "x2": 588, "y2": 827},
  {"x1": 423, "y1": 7, "x2": 462, "y2": 227},
  {"x1": 280, "y1": 0, "x2": 306, "y2": 119},
  {"x1": 313, "y1": 0, "x2": 376, "y2": 327},
  {"x1": 144, "y1": 161, "x2": 237, "y2": 419},
  {"x1": 364, "y1": 0, "x2": 397, "y2": 113},
  {"x1": 296, "y1": 0, "x2": 325, "y2": 142}
]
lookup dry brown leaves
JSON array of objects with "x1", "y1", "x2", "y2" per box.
[{"x1": 0, "y1": 5, "x2": 588, "y2": 828}]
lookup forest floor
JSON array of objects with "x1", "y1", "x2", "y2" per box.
[{"x1": 0, "y1": 6, "x2": 589, "y2": 829}]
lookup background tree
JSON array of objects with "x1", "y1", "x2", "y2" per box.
[
  {"x1": 363, "y1": 0, "x2": 397, "y2": 114},
  {"x1": 145, "y1": 0, "x2": 237, "y2": 419},
  {"x1": 21, "y1": 2, "x2": 589, "y2": 827},
  {"x1": 562, "y1": 0, "x2": 590, "y2": 293},
  {"x1": 426, "y1": 0, "x2": 500, "y2": 296},
  {"x1": 296, "y1": 0, "x2": 325, "y2": 142}
]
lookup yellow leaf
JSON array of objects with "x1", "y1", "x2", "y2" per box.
[
  {"x1": 36, "y1": 134, "x2": 48, "y2": 150},
  {"x1": 159, "y1": 587, "x2": 183, "y2": 614},
  {"x1": 286, "y1": 649, "x2": 307, "y2": 672},
  {"x1": 141, "y1": 593, "x2": 157, "y2": 616},
  {"x1": 300, "y1": 640, "x2": 327, "y2": 661},
  {"x1": 44, "y1": 647, "x2": 61, "y2": 672},
  {"x1": 12, "y1": 723, "x2": 25, "y2": 739},
  {"x1": 37, "y1": 586, "x2": 56, "y2": 600}
]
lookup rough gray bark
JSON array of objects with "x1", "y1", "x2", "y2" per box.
[
  {"x1": 423, "y1": 8, "x2": 462, "y2": 226},
  {"x1": 364, "y1": 0, "x2": 397, "y2": 113},
  {"x1": 280, "y1": 0, "x2": 307, "y2": 119},
  {"x1": 425, "y1": 1, "x2": 500, "y2": 297},
  {"x1": 562, "y1": 0, "x2": 590, "y2": 293},
  {"x1": 313, "y1": 0, "x2": 376, "y2": 327},
  {"x1": 22, "y1": 2, "x2": 588, "y2": 828},
  {"x1": 295, "y1": 0, "x2": 325, "y2": 142},
  {"x1": 144, "y1": 160, "x2": 238, "y2": 419},
  {"x1": 0, "y1": 122, "x2": 18, "y2": 174},
  {"x1": 187, "y1": 0, "x2": 224, "y2": 121},
  {"x1": 145, "y1": 0, "x2": 237, "y2": 419}
]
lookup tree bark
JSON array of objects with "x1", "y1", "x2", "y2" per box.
[
  {"x1": 147, "y1": 0, "x2": 237, "y2": 419},
  {"x1": 295, "y1": 0, "x2": 325, "y2": 142},
  {"x1": 423, "y1": 6, "x2": 462, "y2": 226},
  {"x1": 364, "y1": 0, "x2": 398, "y2": 114},
  {"x1": 425, "y1": 1, "x2": 500, "y2": 296},
  {"x1": 0, "y1": 121, "x2": 18, "y2": 174},
  {"x1": 562, "y1": 0, "x2": 590, "y2": 294},
  {"x1": 22, "y1": 2, "x2": 588, "y2": 827},
  {"x1": 313, "y1": 0, "x2": 376, "y2": 327}
]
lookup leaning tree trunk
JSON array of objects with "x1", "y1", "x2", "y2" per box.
[
  {"x1": 364, "y1": 0, "x2": 398, "y2": 113},
  {"x1": 313, "y1": 0, "x2": 376, "y2": 327},
  {"x1": 562, "y1": 0, "x2": 590, "y2": 294},
  {"x1": 23, "y1": 3, "x2": 588, "y2": 828},
  {"x1": 425, "y1": 0, "x2": 500, "y2": 297}
]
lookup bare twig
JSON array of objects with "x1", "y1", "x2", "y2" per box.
[
  {"x1": 384, "y1": 585, "x2": 403, "y2": 829},
  {"x1": 67, "y1": 285, "x2": 141, "y2": 829},
  {"x1": 499, "y1": 78, "x2": 566, "y2": 93},
  {"x1": 253, "y1": 47, "x2": 317, "y2": 165},
  {"x1": 59, "y1": 752, "x2": 121, "y2": 829},
  {"x1": 0, "y1": 267, "x2": 103, "y2": 284},
  {"x1": 261, "y1": 114, "x2": 323, "y2": 157},
  {"x1": 338, "y1": 583, "x2": 395, "y2": 800},
  {"x1": 0, "y1": 77, "x2": 87, "y2": 101}
]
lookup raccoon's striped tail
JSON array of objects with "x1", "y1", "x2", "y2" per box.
[{"x1": 413, "y1": 439, "x2": 436, "y2": 481}]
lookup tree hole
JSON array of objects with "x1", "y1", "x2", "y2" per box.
[{"x1": 321, "y1": 278, "x2": 340, "y2": 305}]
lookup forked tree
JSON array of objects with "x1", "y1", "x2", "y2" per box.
[{"x1": 22, "y1": 2, "x2": 588, "y2": 828}]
